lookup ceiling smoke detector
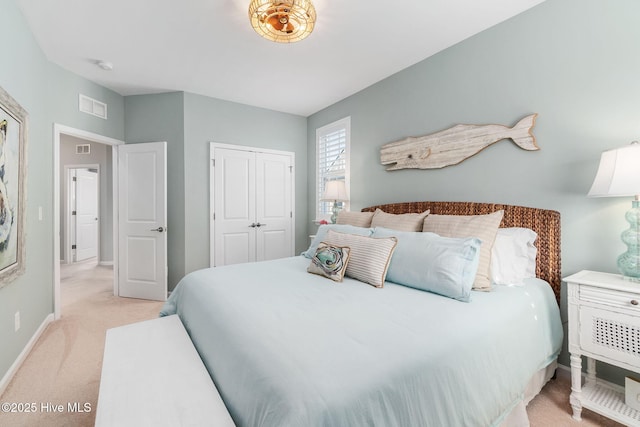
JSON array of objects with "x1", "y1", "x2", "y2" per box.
[{"x1": 96, "y1": 60, "x2": 114, "y2": 71}]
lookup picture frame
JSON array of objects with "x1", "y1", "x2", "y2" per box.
[{"x1": 0, "y1": 85, "x2": 28, "y2": 288}]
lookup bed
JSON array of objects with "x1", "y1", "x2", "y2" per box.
[{"x1": 160, "y1": 201, "x2": 563, "y2": 427}]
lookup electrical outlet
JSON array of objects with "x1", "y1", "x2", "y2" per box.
[{"x1": 14, "y1": 311, "x2": 20, "y2": 332}]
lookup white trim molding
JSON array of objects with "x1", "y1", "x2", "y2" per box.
[
  {"x1": 0, "y1": 313, "x2": 54, "y2": 396},
  {"x1": 53, "y1": 124, "x2": 124, "y2": 320}
]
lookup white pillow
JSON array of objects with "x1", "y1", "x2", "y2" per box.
[{"x1": 490, "y1": 228, "x2": 538, "y2": 286}]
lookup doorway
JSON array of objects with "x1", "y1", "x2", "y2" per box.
[
  {"x1": 53, "y1": 124, "x2": 124, "y2": 319},
  {"x1": 66, "y1": 167, "x2": 99, "y2": 263}
]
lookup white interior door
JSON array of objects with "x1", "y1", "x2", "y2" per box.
[
  {"x1": 256, "y1": 152, "x2": 293, "y2": 261},
  {"x1": 117, "y1": 142, "x2": 167, "y2": 301},
  {"x1": 213, "y1": 147, "x2": 256, "y2": 266},
  {"x1": 75, "y1": 168, "x2": 99, "y2": 262},
  {"x1": 211, "y1": 143, "x2": 294, "y2": 267}
]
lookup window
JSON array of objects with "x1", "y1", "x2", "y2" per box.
[{"x1": 316, "y1": 117, "x2": 350, "y2": 221}]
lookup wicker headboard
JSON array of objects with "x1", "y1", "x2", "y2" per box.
[{"x1": 362, "y1": 202, "x2": 561, "y2": 304}]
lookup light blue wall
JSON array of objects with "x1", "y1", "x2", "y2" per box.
[
  {"x1": 183, "y1": 93, "x2": 307, "y2": 277},
  {"x1": 124, "y1": 92, "x2": 306, "y2": 290},
  {"x1": 0, "y1": 0, "x2": 124, "y2": 382},
  {"x1": 308, "y1": 0, "x2": 640, "y2": 383}
]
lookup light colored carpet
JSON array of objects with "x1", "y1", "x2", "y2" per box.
[
  {"x1": 0, "y1": 260, "x2": 163, "y2": 427},
  {"x1": 0, "y1": 261, "x2": 626, "y2": 426},
  {"x1": 528, "y1": 368, "x2": 624, "y2": 427}
]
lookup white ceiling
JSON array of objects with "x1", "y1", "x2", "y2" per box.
[{"x1": 17, "y1": 0, "x2": 546, "y2": 117}]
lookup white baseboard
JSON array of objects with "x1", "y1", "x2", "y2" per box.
[
  {"x1": 0, "y1": 313, "x2": 54, "y2": 396},
  {"x1": 99, "y1": 261, "x2": 114, "y2": 266}
]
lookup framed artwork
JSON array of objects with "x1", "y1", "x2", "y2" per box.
[{"x1": 0, "y1": 86, "x2": 27, "y2": 288}]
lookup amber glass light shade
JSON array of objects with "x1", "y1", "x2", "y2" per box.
[{"x1": 248, "y1": 0, "x2": 316, "y2": 43}]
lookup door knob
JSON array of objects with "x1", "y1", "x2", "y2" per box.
[{"x1": 151, "y1": 226, "x2": 165, "y2": 232}]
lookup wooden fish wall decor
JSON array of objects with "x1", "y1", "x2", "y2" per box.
[{"x1": 380, "y1": 114, "x2": 538, "y2": 171}]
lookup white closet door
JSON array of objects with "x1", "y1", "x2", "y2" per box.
[
  {"x1": 255, "y1": 152, "x2": 293, "y2": 262},
  {"x1": 213, "y1": 147, "x2": 256, "y2": 266},
  {"x1": 211, "y1": 143, "x2": 294, "y2": 267}
]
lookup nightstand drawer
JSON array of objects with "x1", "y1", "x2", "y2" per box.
[
  {"x1": 580, "y1": 285, "x2": 640, "y2": 311},
  {"x1": 580, "y1": 306, "x2": 640, "y2": 368}
]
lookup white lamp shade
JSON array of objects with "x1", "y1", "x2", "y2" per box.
[
  {"x1": 322, "y1": 180, "x2": 348, "y2": 201},
  {"x1": 588, "y1": 143, "x2": 640, "y2": 197}
]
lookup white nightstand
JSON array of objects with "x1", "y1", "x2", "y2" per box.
[{"x1": 565, "y1": 270, "x2": 640, "y2": 425}]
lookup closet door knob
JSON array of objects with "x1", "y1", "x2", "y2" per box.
[{"x1": 631, "y1": 300, "x2": 638, "y2": 306}]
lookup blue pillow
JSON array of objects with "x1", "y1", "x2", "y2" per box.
[
  {"x1": 372, "y1": 227, "x2": 481, "y2": 302},
  {"x1": 303, "y1": 224, "x2": 374, "y2": 258}
]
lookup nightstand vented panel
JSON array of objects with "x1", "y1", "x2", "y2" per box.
[
  {"x1": 580, "y1": 306, "x2": 640, "y2": 368},
  {"x1": 592, "y1": 317, "x2": 640, "y2": 357}
]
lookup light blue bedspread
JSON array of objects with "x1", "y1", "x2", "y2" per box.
[{"x1": 161, "y1": 256, "x2": 562, "y2": 427}]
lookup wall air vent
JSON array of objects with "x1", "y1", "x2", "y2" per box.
[
  {"x1": 79, "y1": 94, "x2": 108, "y2": 119},
  {"x1": 76, "y1": 144, "x2": 91, "y2": 154}
]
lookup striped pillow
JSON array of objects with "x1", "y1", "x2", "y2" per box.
[
  {"x1": 370, "y1": 209, "x2": 430, "y2": 232},
  {"x1": 422, "y1": 210, "x2": 504, "y2": 291},
  {"x1": 324, "y1": 230, "x2": 398, "y2": 288},
  {"x1": 336, "y1": 211, "x2": 374, "y2": 227}
]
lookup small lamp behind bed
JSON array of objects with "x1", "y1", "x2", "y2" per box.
[
  {"x1": 589, "y1": 141, "x2": 640, "y2": 281},
  {"x1": 322, "y1": 180, "x2": 348, "y2": 224}
]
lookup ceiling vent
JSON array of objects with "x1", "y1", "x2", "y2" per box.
[
  {"x1": 76, "y1": 144, "x2": 91, "y2": 154},
  {"x1": 79, "y1": 94, "x2": 108, "y2": 119}
]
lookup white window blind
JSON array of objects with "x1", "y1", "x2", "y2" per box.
[{"x1": 316, "y1": 117, "x2": 350, "y2": 220}]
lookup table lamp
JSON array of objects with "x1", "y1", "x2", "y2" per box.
[
  {"x1": 321, "y1": 180, "x2": 348, "y2": 224},
  {"x1": 588, "y1": 141, "x2": 640, "y2": 281}
]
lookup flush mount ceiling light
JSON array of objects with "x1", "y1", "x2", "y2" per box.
[{"x1": 248, "y1": 0, "x2": 316, "y2": 43}]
